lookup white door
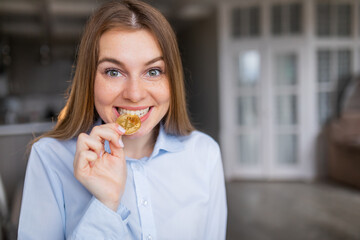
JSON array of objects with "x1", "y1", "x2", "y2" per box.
[
  {"x1": 268, "y1": 47, "x2": 306, "y2": 179},
  {"x1": 232, "y1": 48, "x2": 266, "y2": 178},
  {"x1": 221, "y1": 45, "x2": 310, "y2": 180},
  {"x1": 219, "y1": 2, "x2": 316, "y2": 180}
]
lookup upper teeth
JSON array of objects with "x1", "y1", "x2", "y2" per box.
[{"x1": 118, "y1": 107, "x2": 150, "y2": 118}]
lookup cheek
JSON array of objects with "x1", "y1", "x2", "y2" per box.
[
  {"x1": 94, "y1": 77, "x2": 117, "y2": 106},
  {"x1": 159, "y1": 90, "x2": 170, "y2": 105},
  {"x1": 157, "y1": 81, "x2": 171, "y2": 107}
]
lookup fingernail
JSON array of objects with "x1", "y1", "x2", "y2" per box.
[
  {"x1": 118, "y1": 126, "x2": 126, "y2": 134},
  {"x1": 100, "y1": 151, "x2": 104, "y2": 158},
  {"x1": 119, "y1": 138, "x2": 124, "y2": 148}
]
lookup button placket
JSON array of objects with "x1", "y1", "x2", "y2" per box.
[
  {"x1": 132, "y1": 163, "x2": 142, "y2": 171},
  {"x1": 139, "y1": 198, "x2": 148, "y2": 207},
  {"x1": 131, "y1": 162, "x2": 157, "y2": 239}
]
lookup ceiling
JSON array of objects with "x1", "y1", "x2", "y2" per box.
[{"x1": 0, "y1": 0, "x2": 217, "y2": 43}]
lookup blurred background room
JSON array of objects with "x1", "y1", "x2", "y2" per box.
[{"x1": 1, "y1": 0, "x2": 360, "y2": 239}]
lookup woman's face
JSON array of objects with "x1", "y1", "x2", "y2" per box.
[{"x1": 94, "y1": 28, "x2": 170, "y2": 138}]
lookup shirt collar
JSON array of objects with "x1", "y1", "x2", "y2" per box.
[
  {"x1": 99, "y1": 119, "x2": 184, "y2": 159},
  {"x1": 150, "y1": 124, "x2": 184, "y2": 158}
]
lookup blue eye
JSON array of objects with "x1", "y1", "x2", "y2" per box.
[
  {"x1": 106, "y1": 69, "x2": 122, "y2": 77},
  {"x1": 147, "y1": 69, "x2": 161, "y2": 77}
]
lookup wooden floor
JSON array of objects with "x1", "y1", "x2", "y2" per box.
[{"x1": 226, "y1": 181, "x2": 360, "y2": 240}]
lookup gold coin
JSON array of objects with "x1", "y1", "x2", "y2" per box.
[{"x1": 116, "y1": 114, "x2": 141, "y2": 135}]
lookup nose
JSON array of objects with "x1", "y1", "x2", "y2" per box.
[{"x1": 122, "y1": 78, "x2": 146, "y2": 103}]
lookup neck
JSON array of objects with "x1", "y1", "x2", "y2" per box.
[{"x1": 122, "y1": 126, "x2": 159, "y2": 159}]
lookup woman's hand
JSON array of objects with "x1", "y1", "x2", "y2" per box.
[{"x1": 73, "y1": 123, "x2": 126, "y2": 211}]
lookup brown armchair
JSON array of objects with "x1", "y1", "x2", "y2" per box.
[
  {"x1": 327, "y1": 76, "x2": 360, "y2": 188},
  {"x1": 328, "y1": 113, "x2": 360, "y2": 188}
]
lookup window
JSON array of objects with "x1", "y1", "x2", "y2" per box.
[
  {"x1": 289, "y1": 3, "x2": 302, "y2": 34},
  {"x1": 237, "y1": 134, "x2": 259, "y2": 165},
  {"x1": 316, "y1": 2, "x2": 331, "y2": 36},
  {"x1": 317, "y1": 50, "x2": 332, "y2": 83},
  {"x1": 237, "y1": 96, "x2": 258, "y2": 126},
  {"x1": 271, "y1": 2, "x2": 303, "y2": 36},
  {"x1": 276, "y1": 53, "x2": 297, "y2": 86},
  {"x1": 238, "y1": 50, "x2": 260, "y2": 86},
  {"x1": 337, "y1": 4, "x2": 352, "y2": 36},
  {"x1": 232, "y1": 6, "x2": 261, "y2": 38},
  {"x1": 237, "y1": 51, "x2": 261, "y2": 126},
  {"x1": 337, "y1": 50, "x2": 351, "y2": 80},
  {"x1": 318, "y1": 92, "x2": 333, "y2": 125},
  {"x1": 274, "y1": 52, "x2": 299, "y2": 165},
  {"x1": 275, "y1": 53, "x2": 299, "y2": 126},
  {"x1": 317, "y1": 49, "x2": 352, "y2": 124},
  {"x1": 316, "y1": 1, "x2": 353, "y2": 37},
  {"x1": 277, "y1": 134, "x2": 298, "y2": 164},
  {"x1": 276, "y1": 95, "x2": 298, "y2": 125},
  {"x1": 272, "y1": 5, "x2": 282, "y2": 35},
  {"x1": 236, "y1": 50, "x2": 262, "y2": 166}
]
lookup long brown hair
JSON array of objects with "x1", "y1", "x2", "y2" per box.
[{"x1": 37, "y1": 0, "x2": 194, "y2": 141}]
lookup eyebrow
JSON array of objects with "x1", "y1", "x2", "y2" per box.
[{"x1": 97, "y1": 56, "x2": 164, "y2": 66}]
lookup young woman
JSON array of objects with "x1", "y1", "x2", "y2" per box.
[{"x1": 18, "y1": 0, "x2": 227, "y2": 239}]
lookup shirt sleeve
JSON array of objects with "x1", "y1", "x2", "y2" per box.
[
  {"x1": 204, "y1": 144, "x2": 228, "y2": 240},
  {"x1": 18, "y1": 143, "x2": 133, "y2": 240},
  {"x1": 69, "y1": 198, "x2": 131, "y2": 240},
  {"x1": 18, "y1": 144, "x2": 66, "y2": 240}
]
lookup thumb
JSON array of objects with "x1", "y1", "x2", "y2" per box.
[{"x1": 109, "y1": 136, "x2": 124, "y2": 158}]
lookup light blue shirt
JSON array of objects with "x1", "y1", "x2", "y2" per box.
[{"x1": 18, "y1": 124, "x2": 227, "y2": 240}]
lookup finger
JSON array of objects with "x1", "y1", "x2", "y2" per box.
[
  {"x1": 82, "y1": 150, "x2": 98, "y2": 168},
  {"x1": 77, "y1": 132, "x2": 104, "y2": 158},
  {"x1": 76, "y1": 133, "x2": 92, "y2": 152},
  {"x1": 109, "y1": 136, "x2": 124, "y2": 158},
  {"x1": 74, "y1": 150, "x2": 98, "y2": 177},
  {"x1": 116, "y1": 124, "x2": 126, "y2": 136},
  {"x1": 107, "y1": 122, "x2": 126, "y2": 136},
  {"x1": 90, "y1": 125, "x2": 123, "y2": 148},
  {"x1": 96, "y1": 123, "x2": 126, "y2": 136}
]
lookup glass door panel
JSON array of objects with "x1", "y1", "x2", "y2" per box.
[
  {"x1": 276, "y1": 53, "x2": 297, "y2": 85},
  {"x1": 316, "y1": 2, "x2": 332, "y2": 36},
  {"x1": 277, "y1": 134, "x2": 298, "y2": 165},
  {"x1": 237, "y1": 96, "x2": 258, "y2": 126},
  {"x1": 238, "y1": 50, "x2": 260, "y2": 86},
  {"x1": 317, "y1": 50, "x2": 331, "y2": 83},
  {"x1": 317, "y1": 49, "x2": 352, "y2": 125},
  {"x1": 337, "y1": 4, "x2": 352, "y2": 37},
  {"x1": 318, "y1": 92, "x2": 333, "y2": 125},
  {"x1": 337, "y1": 50, "x2": 351, "y2": 80},
  {"x1": 236, "y1": 50, "x2": 261, "y2": 167},
  {"x1": 276, "y1": 95, "x2": 298, "y2": 125},
  {"x1": 274, "y1": 52, "x2": 299, "y2": 168},
  {"x1": 237, "y1": 134, "x2": 259, "y2": 165},
  {"x1": 316, "y1": 2, "x2": 353, "y2": 37}
]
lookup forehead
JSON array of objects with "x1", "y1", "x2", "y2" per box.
[{"x1": 98, "y1": 28, "x2": 163, "y2": 59}]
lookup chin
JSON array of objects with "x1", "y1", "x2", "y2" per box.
[
  {"x1": 125, "y1": 124, "x2": 156, "y2": 139},
  {"x1": 124, "y1": 127, "x2": 148, "y2": 139},
  {"x1": 124, "y1": 132, "x2": 140, "y2": 139}
]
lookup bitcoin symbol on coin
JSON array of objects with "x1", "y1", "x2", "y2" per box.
[{"x1": 116, "y1": 114, "x2": 141, "y2": 135}]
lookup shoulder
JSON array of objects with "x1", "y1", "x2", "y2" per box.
[
  {"x1": 32, "y1": 137, "x2": 75, "y2": 153},
  {"x1": 177, "y1": 130, "x2": 221, "y2": 156},
  {"x1": 30, "y1": 137, "x2": 76, "y2": 168},
  {"x1": 173, "y1": 131, "x2": 223, "y2": 178}
]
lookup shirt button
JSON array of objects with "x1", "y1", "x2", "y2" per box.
[
  {"x1": 141, "y1": 199, "x2": 148, "y2": 207},
  {"x1": 146, "y1": 234, "x2": 152, "y2": 240}
]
